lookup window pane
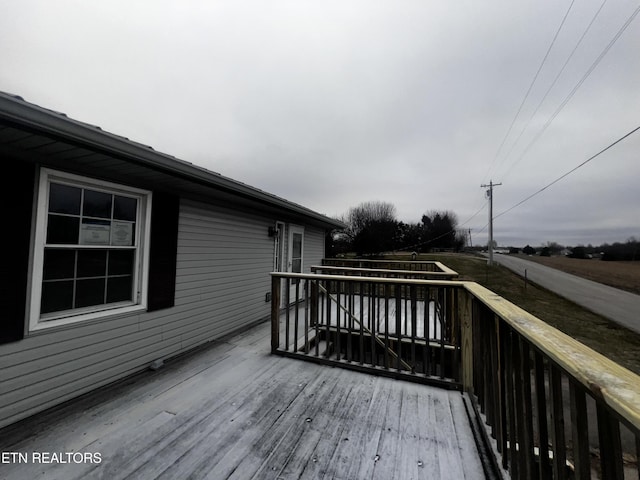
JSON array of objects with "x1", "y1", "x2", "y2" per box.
[
  {"x1": 77, "y1": 250, "x2": 107, "y2": 278},
  {"x1": 75, "y1": 278, "x2": 106, "y2": 308},
  {"x1": 49, "y1": 183, "x2": 81, "y2": 215},
  {"x1": 293, "y1": 234, "x2": 302, "y2": 257},
  {"x1": 47, "y1": 215, "x2": 79, "y2": 244},
  {"x1": 108, "y1": 250, "x2": 134, "y2": 275},
  {"x1": 292, "y1": 258, "x2": 302, "y2": 274},
  {"x1": 41, "y1": 280, "x2": 74, "y2": 314},
  {"x1": 80, "y1": 219, "x2": 111, "y2": 245},
  {"x1": 83, "y1": 190, "x2": 112, "y2": 218},
  {"x1": 113, "y1": 196, "x2": 137, "y2": 221},
  {"x1": 111, "y1": 221, "x2": 135, "y2": 246},
  {"x1": 107, "y1": 276, "x2": 133, "y2": 303},
  {"x1": 43, "y1": 249, "x2": 76, "y2": 280}
]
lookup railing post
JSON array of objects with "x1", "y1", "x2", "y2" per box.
[
  {"x1": 410, "y1": 285, "x2": 417, "y2": 373},
  {"x1": 446, "y1": 286, "x2": 455, "y2": 343},
  {"x1": 596, "y1": 404, "x2": 624, "y2": 479},
  {"x1": 491, "y1": 314, "x2": 504, "y2": 455},
  {"x1": 460, "y1": 288, "x2": 474, "y2": 394},
  {"x1": 271, "y1": 275, "x2": 281, "y2": 354},
  {"x1": 517, "y1": 339, "x2": 534, "y2": 479},
  {"x1": 549, "y1": 364, "x2": 566, "y2": 480},
  {"x1": 395, "y1": 283, "x2": 402, "y2": 372},
  {"x1": 498, "y1": 319, "x2": 509, "y2": 470},
  {"x1": 310, "y1": 278, "x2": 318, "y2": 327},
  {"x1": 534, "y1": 351, "x2": 551, "y2": 480},
  {"x1": 569, "y1": 381, "x2": 590, "y2": 480}
]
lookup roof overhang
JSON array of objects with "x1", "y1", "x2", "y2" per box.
[{"x1": 0, "y1": 91, "x2": 345, "y2": 230}]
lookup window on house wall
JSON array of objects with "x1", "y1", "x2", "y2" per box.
[{"x1": 29, "y1": 168, "x2": 152, "y2": 330}]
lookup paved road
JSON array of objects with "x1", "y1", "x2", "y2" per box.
[{"x1": 489, "y1": 254, "x2": 640, "y2": 335}]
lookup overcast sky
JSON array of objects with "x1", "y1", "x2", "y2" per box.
[{"x1": 2, "y1": 1, "x2": 638, "y2": 247}]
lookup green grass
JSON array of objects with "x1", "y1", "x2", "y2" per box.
[{"x1": 382, "y1": 252, "x2": 640, "y2": 375}]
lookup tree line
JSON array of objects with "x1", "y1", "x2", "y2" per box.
[
  {"x1": 328, "y1": 200, "x2": 466, "y2": 256},
  {"x1": 519, "y1": 238, "x2": 639, "y2": 261}
]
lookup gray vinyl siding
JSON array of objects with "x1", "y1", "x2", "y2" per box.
[
  {"x1": 0, "y1": 198, "x2": 326, "y2": 429},
  {"x1": 173, "y1": 200, "x2": 274, "y2": 344},
  {"x1": 303, "y1": 226, "x2": 325, "y2": 272}
]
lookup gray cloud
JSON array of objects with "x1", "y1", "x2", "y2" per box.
[{"x1": 1, "y1": 0, "x2": 638, "y2": 247}]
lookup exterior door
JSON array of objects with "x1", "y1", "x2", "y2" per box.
[{"x1": 287, "y1": 225, "x2": 304, "y2": 301}]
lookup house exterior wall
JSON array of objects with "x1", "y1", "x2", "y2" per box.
[
  {"x1": 0, "y1": 194, "x2": 328, "y2": 429},
  {"x1": 304, "y1": 227, "x2": 325, "y2": 272}
]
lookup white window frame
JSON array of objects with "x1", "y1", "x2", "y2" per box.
[{"x1": 28, "y1": 168, "x2": 152, "y2": 331}]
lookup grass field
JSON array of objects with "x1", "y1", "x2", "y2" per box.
[
  {"x1": 384, "y1": 252, "x2": 640, "y2": 375},
  {"x1": 511, "y1": 254, "x2": 640, "y2": 295}
]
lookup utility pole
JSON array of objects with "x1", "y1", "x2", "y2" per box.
[
  {"x1": 481, "y1": 180, "x2": 502, "y2": 266},
  {"x1": 468, "y1": 228, "x2": 472, "y2": 248}
]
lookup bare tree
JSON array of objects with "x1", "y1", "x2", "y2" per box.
[
  {"x1": 340, "y1": 201, "x2": 398, "y2": 255},
  {"x1": 343, "y1": 201, "x2": 397, "y2": 239}
]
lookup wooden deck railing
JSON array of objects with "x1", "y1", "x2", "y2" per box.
[
  {"x1": 321, "y1": 257, "x2": 459, "y2": 277},
  {"x1": 271, "y1": 272, "x2": 463, "y2": 389},
  {"x1": 311, "y1": 264, "x2": 459, "y2": 281},
  {"x1": 270, "y1": 267, "x2": 640, "y2": 479},
  {"x1": 466, "y1": 281, "x2": 640, "y2": 479}
]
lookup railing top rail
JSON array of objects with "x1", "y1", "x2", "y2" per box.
[
  {"x1": 322, "y1": 258, "x2": 459, "y2": 276},
  {"x1": 323, "y1": 258, "x2": 441, "y2": 264},
  {"x1": 271, "y1": 271, "x2": 467, "y2": 287},
  {"x1": 464, "y1": 281, "x2": 640, "y2": 432},
  {"x1": 431, "y1": 261, "x2": 458, "y2": 276},
  {"x1": 310, "y1": 265, "x2": 458, "y2": 278}
]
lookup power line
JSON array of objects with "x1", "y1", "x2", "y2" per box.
[
  {"x1": 483, "y1": 0, "x2": 576, "y2": 184},
  {"x1": 497, "y1": 0, "x2": 608, "y2": 179},
  {"x1": 495, "y1": 125, "x2": 640, "y2": 220},
  {"x1": 459, "y1": 200, "x2": 488, "y2": 228},
  {"x1": 474, "y1": 222, "x2": 489, "y2": 235},
  {"x1": 501, "y1": 4, "x2": 640, "y2": 181}
]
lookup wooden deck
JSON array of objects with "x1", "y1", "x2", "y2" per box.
[{"x1": 0, "y1": 320, "x2": 487, "y2": 479}]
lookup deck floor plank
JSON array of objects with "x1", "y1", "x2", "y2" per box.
[
  {"x1": 102, "y1": 351, "x2": 304, "y2": 479},
  {"x1": 336, "y1": 378, "x2": 391, "y2": 479},
  {"x1": 236, "y1": 370, "x2": 351, "y2": 479},
  {"x1": 205, "y1": 365, "x2": 343, "y2": 479},
  {"x1": 295, "y1": 373, "x2": 375, "y2": 480},
  {"x1": 365, "y1": 377, "x2": 406, "y2": 479},
  {"x1": 82, "y1": 344, "x2": 291, "y2": 479},
  {"x1": 0, "y1": 320, "x2": 486, "y2": 480},
  {"x1": 316, "y1": 374, "x2": 380, "y2": 479}
]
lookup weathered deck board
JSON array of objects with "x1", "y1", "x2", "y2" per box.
[{"x1": 0, "y1": 320, "x2": 486, "y2": 479}]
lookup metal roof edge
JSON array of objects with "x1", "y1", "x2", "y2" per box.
[{"x1": 0, "y1": 91, "x2": 345, "y2": 229}]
